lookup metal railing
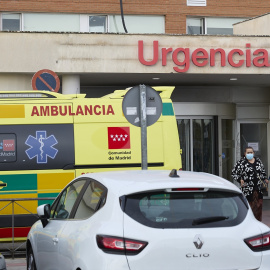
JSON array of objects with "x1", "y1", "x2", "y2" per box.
[{"x1": 0, "y1": 197, "x2": 55, "y2": 258}]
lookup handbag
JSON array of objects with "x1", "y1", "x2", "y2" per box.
[{"x1": 257, "y1": 175, "x2": 268, "y2": 192}]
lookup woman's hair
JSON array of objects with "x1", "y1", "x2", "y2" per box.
[{"x1": 243, "y1": 146, "x2": 255, "y2": 157}]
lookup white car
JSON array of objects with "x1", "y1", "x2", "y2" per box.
[
  {"x1": 0, "y1": 254, "x2": 6, "y2": 270},
  {"x1": 27, "y1": 170, "x2": 270, "y2": 270}
]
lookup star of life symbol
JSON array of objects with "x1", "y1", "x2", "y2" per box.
[
  {"x1": 25, "y1": 131, "x2": 58, "y2": 164},
  {"x1": 110, "y1": 134, "x2": 128, "y2": 142}
]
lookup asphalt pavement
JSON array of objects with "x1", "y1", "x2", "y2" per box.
[
  {"x1": 5, "y1": 258, "x2": 26, "y2": 270},
  {"x1": 3, "y1": 199, "x2": 270, "y2": 270}
]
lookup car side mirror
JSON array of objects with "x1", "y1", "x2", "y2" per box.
[{"x1": 37, "y1": 204, "x2": 51, "y2": 228}]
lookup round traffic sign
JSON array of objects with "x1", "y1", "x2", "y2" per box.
[
  {"x1": 122, "y1": 85, "x2": 163, "y2": 127},
  {"x1": 32, "y1": 69, "x2": 60, "y2": 92}
]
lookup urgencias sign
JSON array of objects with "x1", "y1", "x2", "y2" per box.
[{"x1": 138, "y1": 40, "x2": 270, "y2": 73}]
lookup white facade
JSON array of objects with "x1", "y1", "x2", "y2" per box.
[{"x1": 234, "y1": 13, "x2": 270, "y2": 35}]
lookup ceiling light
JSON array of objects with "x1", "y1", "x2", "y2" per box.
[{"x1": 230, "y1": 78, "x2": 237, "y2": 81}]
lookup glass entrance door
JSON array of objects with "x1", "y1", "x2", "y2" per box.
[
  {"x1": 177, "y1": 118, "x2": 215, "y2": 173},
  {"x1": 237, "y1": 122, "x2": 268, "y2": 196},
  {"x1": 193, "y1": 119, "x2": 214, "y2": 173},
  {"x1": 221, "y1": 119, "x2": 235, "y2": 181},
  {"x1": 239, "y1": 123, "x2": 268, "y2": 169}
]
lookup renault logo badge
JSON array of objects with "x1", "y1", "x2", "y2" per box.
[{"x1": 193, "y1": 234, "x2": 204, "y2": 249}]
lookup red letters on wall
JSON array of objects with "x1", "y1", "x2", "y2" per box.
[{"x1": 138, "y1": 40, "x2": 270, "y2": 73}]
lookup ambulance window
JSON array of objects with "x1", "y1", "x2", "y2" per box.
[
  {"x1": 51, "y1": 180, "x2": 86, "y2": 219},
  {"x1": 0, "y1": 134, "x2": 16, "y2": 163},
  {"x1": 74, "y1": 181, "x2": 107, "y2": 219}
]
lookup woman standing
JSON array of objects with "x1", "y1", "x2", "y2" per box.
[{"x1": 231, "y1": 146, "x2": 269, "y2": 221}]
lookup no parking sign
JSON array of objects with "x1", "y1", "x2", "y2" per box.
[{"x1": 32, "y1": 69, "x2": 60, "y2": 92}]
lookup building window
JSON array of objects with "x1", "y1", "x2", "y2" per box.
[
  {"x1": 187, "y1": 17, "x2": 247, "y2": 35},
  {"x1": 186, "y1": 18, "x2": 205, "y2": 34},
  {"x1": 24, "y1": 13, "x2": 80, "y2": 32},
  {"x1": 89, "y1": 16, "x2": 107, "y2": 33},
  {"x1": 187, "y1": 0, "x2": 206, "y2": 6},
  {"x1": 1, "y1": 13, "x2": 21, "y2": 31},
  {"x1": 108, "y1": 15, "x2": 165, "y2": 34}
]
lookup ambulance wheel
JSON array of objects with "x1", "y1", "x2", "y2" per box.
[{"x1": 27, "y1": 248, "x2": 37, "y2": 270}]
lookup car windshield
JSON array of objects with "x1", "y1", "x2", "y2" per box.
[{"x1": 123, "y1": 189, "x2": 248, "y2": 228}]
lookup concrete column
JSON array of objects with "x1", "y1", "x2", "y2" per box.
[{"x1": 62, "y1": 74, "x2": 80, "y2": 94}]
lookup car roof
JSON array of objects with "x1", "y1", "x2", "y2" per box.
[{"x1": 79, "y1": 170, "x2": 241, "y2": 196}]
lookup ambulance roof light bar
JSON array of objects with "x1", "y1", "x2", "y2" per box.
[
  {"x1": 0, "y1": 91, "x2": 86, "y2": 100},
  {"x1": 0, "y1": 93, "x2": 47, "y2": 99}
]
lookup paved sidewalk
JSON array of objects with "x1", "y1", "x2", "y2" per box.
[{"x1": 5, "y1": 258, "x2": 26, "y2": 270}]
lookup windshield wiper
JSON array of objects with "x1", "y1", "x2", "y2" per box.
[{"x1": 192, "y1": 216, "x2": 229, "y2": 226}]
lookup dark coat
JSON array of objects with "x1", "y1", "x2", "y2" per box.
[{"x1": 231, "y1": 157, "x2": 267, "y2": 201}]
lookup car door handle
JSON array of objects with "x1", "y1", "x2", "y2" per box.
[{"x1": 53, "y1": 237, "x2": 59, "y2": 244}]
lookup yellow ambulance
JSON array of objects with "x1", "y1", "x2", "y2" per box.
[{"x1": 0, "y1": 86, "x2": 181, "y2": 241}]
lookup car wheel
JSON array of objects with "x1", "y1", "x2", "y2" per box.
[{"x1": 27, "y1": 248, "x2": 37, "y2": 270}]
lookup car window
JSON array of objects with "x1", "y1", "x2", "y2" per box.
[
  {"x1": 124, "y1": 190, "x2": 248, "y2": 228},
  {"x1": 51, "y1": 180, "x2": 86, "y2": 219},
  {"x1": 74, "y1": 181, "x2": 107, "y2": 219}
]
